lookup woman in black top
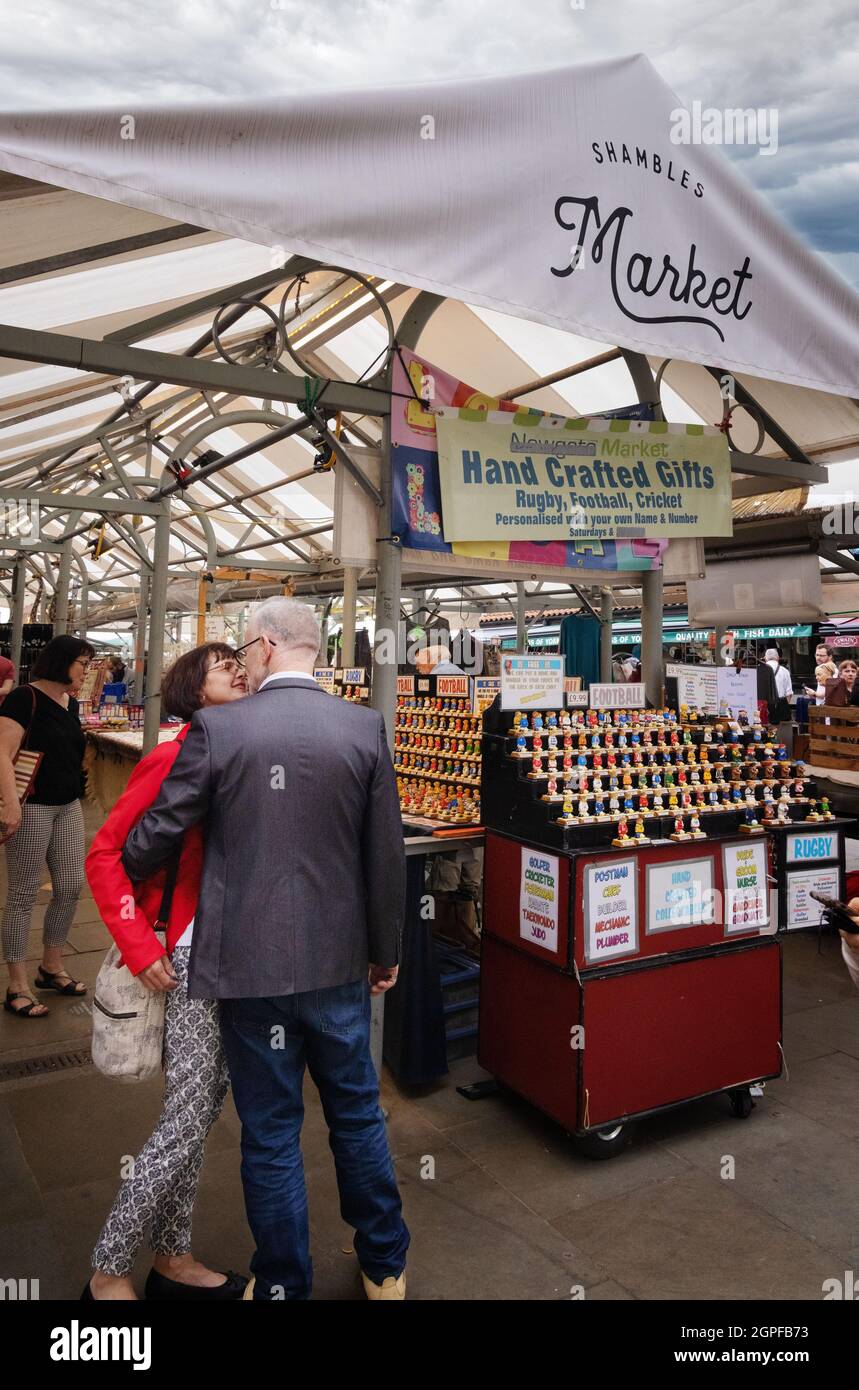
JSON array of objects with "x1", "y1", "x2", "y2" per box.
[{"x1": 0, "y1": 635, "x2": 94, "y2": 1018}]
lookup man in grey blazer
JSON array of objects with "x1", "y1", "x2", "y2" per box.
[{"x1": 122, "y1": 597, "x2": 409, "y2": 1300}]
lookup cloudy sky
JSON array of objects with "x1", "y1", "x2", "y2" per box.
[{"x1": 1, "y1": 0, "x2": 858, "y2": 286}]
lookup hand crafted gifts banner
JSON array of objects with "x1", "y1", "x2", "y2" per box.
[
  {"x1": 391, "y1": 347, "x2": 666, "y2": 571},
  {"x1": 435, "y1": 411, "x2": 733, "y2": 542}
]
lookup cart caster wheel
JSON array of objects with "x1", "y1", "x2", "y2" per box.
[
  {"x1": 729, "y1": 1088, "x2": 755, "y2": 1119},
  {"x1": 574, "y1": 1122, "x2": 632, "y2": 1160}
]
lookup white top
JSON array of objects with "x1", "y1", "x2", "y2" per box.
[
  {"x1": 174, "y1": 917, "x2": 194, "y2": 949},
  {"x1": 767, "y1": 661, "x2": 793, "y2": 700}
]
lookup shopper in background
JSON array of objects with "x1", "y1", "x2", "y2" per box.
[
  {"x1": 762, "y1": 647, "x2": 792, "y2": 723},
  {"x1": 0, "y1": 653, "x2": 15, "y2": 699},
  {"x1": 415, "y1": 643, "x2": 465, "y2": 675},
  {"x1": 122, "y1": 597, "x2": 410, "y2": 1301},
  {"x1": 804, "y1": 644, "x2": 837, "y2": 704},
  {"x1": 107, "y1": 654, "x2": 127, "y2": 684},
  {"x1": 824, "y1": 657, "x2": 859, "y2": 707},
  {"x1": 84, "y1": 642, "x2": 249, "y2": 1302},
  {"x1": 840, "y1": 899, "x2": 859, "y2": 991},
  {"x1": 0, "y1": 636, "x2": 94, "y2": 1018}
]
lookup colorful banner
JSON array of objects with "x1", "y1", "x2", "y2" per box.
[
  {"x1": 435, "y1": 410, "x2": 733, "y2": 542},
  {"x1": 391, "y1": 348, "x2": 666, "y2": 572}
]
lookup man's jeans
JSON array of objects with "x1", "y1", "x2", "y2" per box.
[{"x1": 220, "y1": 977, "x2": 410, "y2": 1300}]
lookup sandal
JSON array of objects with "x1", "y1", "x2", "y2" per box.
[
  {"x1": 34, "y1": 967, "x2": 87, "y2": 997},
  {"x1": 4, "y1": 989, "x2": 49, "y2": 1018}
]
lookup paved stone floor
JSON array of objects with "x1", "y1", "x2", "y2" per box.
[{"x1": 1, "y1": 800, "x2": 858, "y2": 1300}]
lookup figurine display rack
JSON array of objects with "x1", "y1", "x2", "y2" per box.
[
  {"x1": 480, "y1": 701, "x2": 824, "y2": 852},
  {"x1": 395, "y1": 684, "x2": 481, "y2": 825}
]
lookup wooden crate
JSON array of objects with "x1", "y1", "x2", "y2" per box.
[{"x1": 808, "y1": 705, "x2": 859, "y2": 771}]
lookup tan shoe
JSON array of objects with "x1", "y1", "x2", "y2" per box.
[
  {"x1": 361, "y1": 1270, "x2": 406, "y2": 1300},
  {"x1": 242, "y1": 1277, "x2": 255, "y2": 1301}
]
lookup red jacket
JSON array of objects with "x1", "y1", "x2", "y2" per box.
[{"x1": 86, "y1": 725, "x2": 203, "y2": 975}]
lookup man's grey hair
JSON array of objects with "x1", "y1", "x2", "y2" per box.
[{"x1": 249, "y1": 597, "x2": 321, "y2": 655}]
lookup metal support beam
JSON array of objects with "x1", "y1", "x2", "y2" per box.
[
  {"x1": 516, "y1": 582, "x2": 527, "y2": 652},
  {"x1": 54, "y1": 542, "x2": 72, "y2": 635},
  {"x1": 143, "y1": 508, "x2": 172, "y2": 754},
  {"x1": 641, "y1": 568, "x2": 664, "y2": 708},
  {"x1": 0, "y1": 322, "x2": 388, "y2": 418},
  {"x1": 10, "y1": 556, "x2": 26, "y2": 673},
  {"x1": 729, "y1": 450, "x2": 828, "y2": 485},
  {"x1": 0, "y1": 487, "x2": 167, "y2": 517},
  {"x1": 370, "y1": 414, "x2": 400, "y2": 756},
  {"x1": 74, "y1": 555, "x2": 89, "y2": 637},
  {"x1": 132, "y1": 572, "x2": 150, "y2": 702},
  {"x1": 600, "y1": 587, "x2": 613, "y2": 682},
  {"x1": 341, "y1": 567, "x2": 359, "y2": 666}
]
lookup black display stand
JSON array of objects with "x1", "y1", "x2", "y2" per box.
[{"x1": 768, "y1": 817, "x2": 849, "y2": 934}]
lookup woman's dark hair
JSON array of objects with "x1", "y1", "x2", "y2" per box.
[
  {"x1": 160, "y1": 642, "x2": 237, "y2": 721},
  {"x1": 30, "y1": 635, "x2": 95, "y2": 684}
]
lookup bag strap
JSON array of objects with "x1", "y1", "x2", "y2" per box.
[
  {"x1": 19, "y1": 684, "x2": 37, "y2": 752},
  {"x1": 153, "y1": 852, "x2": 181, "y2": 931}
]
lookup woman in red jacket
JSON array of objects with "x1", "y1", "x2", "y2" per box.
[{"x1": 83, "y1": 642, "x2": 249, "y2": 1302}]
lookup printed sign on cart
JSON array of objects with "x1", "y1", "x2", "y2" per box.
[
  {"x1": 646, "y1": 857, "x2": 714, "y2": 933},
  {"x1": 436, "y1": 675, "x2": 469, "y2": 698},
  {"x1": 786, "y1": 866, "x2": 841, "y2": 930},
  {"x1": 472, "y1": 677, "x2": 500, "y2": 714},
  {"x1": 500, "y1": 655, "x2": 564, "y2": 710},
  {"x1": 519, "y1": 849, "x2": 560, "y2": 954},
  {"x1": 397, "y1": 675, "x2": 415, "y2": 696},
  {"x1": 785, "y1": 829, "x2": 839, "y2": 864},
  {"x1": 589, "y1": 682, "x2": 644, "y2": 709},
  {"x1": 676, "y1": 664, "x2": 719, "y2": 715},
  {"x1": 584, "y1": 859, "x2": 638, "y2": 962},
  {"x1": 722, "y1": 840, "x2": 769, "y2": 934}
]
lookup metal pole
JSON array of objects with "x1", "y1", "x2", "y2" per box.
[
  {"x1": 143, "y1": 507, "x2": 171, "y2": 753},
  {"x1": 341, "y1": 566, "x2": 359, "y2": 667},
  {"x1": 75, "y1": 561, "x2": 89, "y2": 638},
  {"x1": 369, "y1": 412, "x2": 399, "y2": 1080},
  {"x1": 370, "y1": 416, "x2": 400, "y2": 754},
  {"x1": 516, "y1": 582, "x2": 527, "y2": 652},
  {"x1": 641, "y1": 568, "x2": 664, "y2": 708},
  {"x1": 133, "y1": 571, "x2": 150, "y2": 701},
  {"x1": 54, "y1": 541, "x2": 72, "y2": 635},
  {"x1": 10, "y1": 556, "x2": 26, "y2": 673},
  {"x1": 600, "y1": 587, "x2": 614, "y2": 682}
]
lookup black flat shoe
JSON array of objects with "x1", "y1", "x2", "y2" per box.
[{"x1": 144, "y1": 1268, "x2": 249, "y2": 1301}]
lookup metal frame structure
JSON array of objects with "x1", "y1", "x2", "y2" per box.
[{"x1": 0, "y1": 230, "x2": 842, "y2": 752}]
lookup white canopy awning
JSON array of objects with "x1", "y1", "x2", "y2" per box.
[{"x1": 1, "y1": 54, "x2": 857, "y2": 398}]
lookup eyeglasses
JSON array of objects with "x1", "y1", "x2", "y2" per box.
[{"x1": 209, "y1": 636, "x2": 277, "y2": 673}]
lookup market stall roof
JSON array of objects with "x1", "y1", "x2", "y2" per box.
[
  {"x1": 0, "y1": 57, "x2": 858, "y2": 621},
  {"x1": 1, "y1": 56, "x2": 858, "y2": 396}
]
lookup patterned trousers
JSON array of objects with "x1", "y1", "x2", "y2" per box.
[
  {"x1": 92, "y1": 946, "x2": 231, "y2": 1277},
  {"x1": 2, "y1": 799, "x2": 85, "y2": 963}
]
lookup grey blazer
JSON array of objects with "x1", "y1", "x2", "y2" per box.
[{"x1": 121, "y1": 677, "x2": 405, "y2": 1000}]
